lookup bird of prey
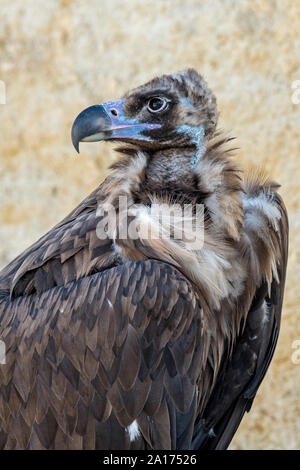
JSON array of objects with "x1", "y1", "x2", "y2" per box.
[{"x1": 0, "y1": 69, "x2": 288, "y2": 450}]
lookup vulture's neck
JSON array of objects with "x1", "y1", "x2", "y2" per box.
[
  {"x1": 113, "y1": 137, "x2": 243, "y2": 242},
  {"x1": 107, "y1": 137, "x2": 244, "y2": 314},
  {"x1": 145, "y1": 147, "x2": 200, "y2": 193}
]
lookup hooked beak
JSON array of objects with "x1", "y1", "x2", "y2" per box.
[{"x1": 71, "y1": 99, "x2": 161, "y2": 153}]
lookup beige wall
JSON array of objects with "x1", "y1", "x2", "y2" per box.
[{"x1": 0, "y1": 0, "x2": 299, "y2": 449}]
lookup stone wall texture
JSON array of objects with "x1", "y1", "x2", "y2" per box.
[{"x1": 0, "y1": 0, "x2": 299, "y2": 449}]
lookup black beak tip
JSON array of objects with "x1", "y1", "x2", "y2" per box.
[
  {"x1": 73, "y1": 139, "x2": 80, "y2": 154},
  {"x1": 73, "y1": 141, "x2": 80, "y2": 153},
  {"x1": 71, "y1": 105, "x2": 112, "y2": 154},
  {"x1": 71, "y1": 118, "x2": 80, "y2": 153}
]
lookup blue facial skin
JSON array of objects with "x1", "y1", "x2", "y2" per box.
[
  {"x1": 72, "y1": 99, "x2": 162, "y2": 152},
  {"x1": 177, "y1": 124, "x2": 206, "y2": 169},
  {"x1": 100, "y1": 99, "x2": 161, "y2": 142}
]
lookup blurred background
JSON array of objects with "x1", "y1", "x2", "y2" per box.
[{"x1": 0, "y1": 0, "x2": 299, "y2": 449}]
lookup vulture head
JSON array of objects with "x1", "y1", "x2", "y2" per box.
[{"x1": 71, "y1": 69, "x2": 218, "y2": 158}]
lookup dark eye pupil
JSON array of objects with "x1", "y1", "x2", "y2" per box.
[
  {"x1": 148, "y1": 97, "x2": 165, "y2": 112},
  {"x1": 150, "y1": 98, "x2": 163, "y2": 109}
]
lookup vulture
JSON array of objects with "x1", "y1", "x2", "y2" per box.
[{"x1": 0, "y1": 69, "x2": 288, "y2": 450}]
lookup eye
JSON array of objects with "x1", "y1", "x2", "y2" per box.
[{"x1": 147, "y1": 97, "x2": 168, "y2": 113}]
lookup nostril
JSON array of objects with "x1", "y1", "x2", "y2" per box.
[{"x1": 110, "y1": 109, "x2": 118, "y2": 116}]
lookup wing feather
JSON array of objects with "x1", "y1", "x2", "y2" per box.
[
  {"x1": 191, "y1": 193, "x2": 289, "y2": 450},
  {"x1": 0, "y1": 259, "x2": 205, "y2": 449}
]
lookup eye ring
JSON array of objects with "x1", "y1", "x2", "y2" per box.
[{"x1": 147, "y1": 97, "x2": 168, "y2": 113}]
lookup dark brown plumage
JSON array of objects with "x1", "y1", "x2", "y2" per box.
[{"x1": 0, "y1": 69, "x2": 288, "y2": 449}]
